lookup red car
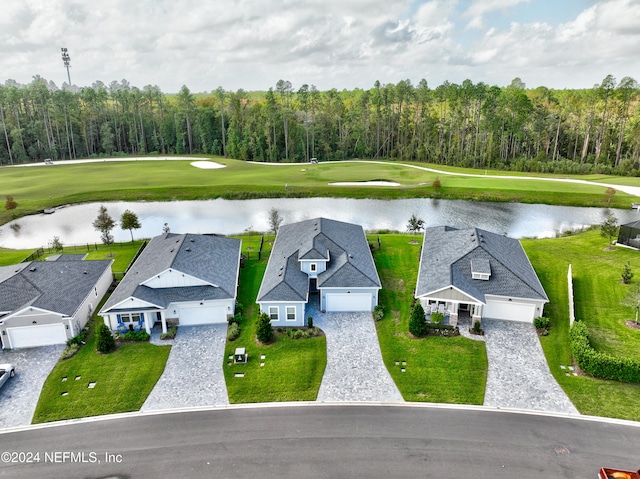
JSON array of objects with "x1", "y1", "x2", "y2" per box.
[{"x1": 599, "y1": 467, "x2": 640, "y2": 479}]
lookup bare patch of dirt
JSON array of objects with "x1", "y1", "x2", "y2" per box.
[{"x1": 625, "y1": 320, "x2": 640, "y2": 330}]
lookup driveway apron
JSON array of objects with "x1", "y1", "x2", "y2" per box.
[
  {"x1": 142, "y1": 324, "x2": 228, "y2": 411},
  {"x1": 482, "y1": 319, "x2": 578, "y2": 415},
  {"x1": 311, "y1": 307, "x2": 403, "y2": 402},
  {"x1": 0, "y1": 345, "x2": 64, "y2": 429}
]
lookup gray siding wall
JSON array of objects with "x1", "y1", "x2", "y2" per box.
[{"x1": 259, "y1": 303, "x2": 306, "y2": 327}]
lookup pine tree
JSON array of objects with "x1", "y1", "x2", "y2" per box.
[
  {"x1": 256, "y1": 312, "x2": 274, "y2": 343},
  {"x1": 409, "y1": 302, "x2": 428, "y2": 337},
  {"x1": 96, "y1": 323, "x2": 116, "y2": 353}
]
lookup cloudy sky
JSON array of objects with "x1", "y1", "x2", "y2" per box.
[{"x1": 2, "y1": 0, "x2": 639, "y2": 93}]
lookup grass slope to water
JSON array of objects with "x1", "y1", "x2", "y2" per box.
[
  {"x1": 224, "y1": 249, "x2": 326, "y2": 403},
  {"x1": 1, "y1": 157, "x2": 637, "y2": 226},
  {"x1": 33, "y1": 316, "x2": 170, "y2": 423},
  {"x1": 523, "y1": 229, "x2": 640, "y2": 421},
  {"x1": 371, "y1": 234, "x2": 487, "y2": 404}
]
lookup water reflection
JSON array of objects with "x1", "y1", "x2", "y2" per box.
[{"x1": 0, "y1": 198, "x2": 637, "y2": 249}]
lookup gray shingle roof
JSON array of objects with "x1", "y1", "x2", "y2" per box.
[
  {"x1": 0, "y1": 260, "x2": 112, "y2": 317},
  {"x1": 415, "y1": 226, "x2": 548, "y2": 303},
  {"x1": 257, "y1": 218, "x2": 381, "y2": 302},
  {"x1": 101, "y1": 233, "x2": 241, "y2": 312}
]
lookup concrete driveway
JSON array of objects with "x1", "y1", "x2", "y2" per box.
[
  {"x1": 141, "y1": 324, "x2": 228, "y2": 411},
  {"x1": 309, "y1": 305, "x2": 403, "y2": 402},
  {"x1": 482, "y1": 319, "x2": 578, "y2": 415},
  {"x1": 0, "y1": 345, "x2": 64, "y2": 429}
]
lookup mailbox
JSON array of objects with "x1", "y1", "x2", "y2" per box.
[{"x1": 234, "y1": 347, "x2": 247, "y2": 364}]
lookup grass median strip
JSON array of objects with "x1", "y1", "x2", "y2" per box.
[
  {"x1": 32, "y1": 316, "x2": 170, "y2": 423},
  {"x1": 371, "y1": 234, "x2": 488, "y2": 404},
  {"x1": 224, "y1": 253, "x2": 326, "y2": 403},
  {"x1": 523, "y1": 229, "x2": 640, "y2": 421}
]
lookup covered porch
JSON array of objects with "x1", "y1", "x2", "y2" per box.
[
  {"x1": 419, "y1": 295, "x2": 483, "y2": 327},
  {"x1": 110, "y1": 309, "x2": 169, "y2": 335}
]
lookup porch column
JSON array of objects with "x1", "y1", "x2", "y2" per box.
[
  {"x1": 449, "y1": 303, "x2": 458, "y2": 326},
  {"x1": 160, "y1": 311, "x2": 167, "y2": 334},
  {"x1": 472, "y1": 304, "x2": 483, "y2": 323},
  {"x1": 144, "y1": 313, "x2": 151, "y2": 335}
]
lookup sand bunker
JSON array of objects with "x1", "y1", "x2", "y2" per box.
[
  {"x1": 191, "y1": 161, "x2": 226, "y2": 169},
  {"x1": 329, "y1": 181, "x2": 400, "y2": 186}
]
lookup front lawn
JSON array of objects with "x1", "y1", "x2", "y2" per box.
[
  {"x1": 371, "y1": 234, "x2": 488, "y2": 404},
  {"x1": 32, "y1": 315, "x2": 170, "y2": 423},
  {"x1": 523, "y1": 229, "x2": 640, "y2": 421},
  {"x1": 0, "y1": 247, "x2": 33, "y2": 266},
  {"x1": 224, "y1": 254, "x2": 326, "y2": 403}
]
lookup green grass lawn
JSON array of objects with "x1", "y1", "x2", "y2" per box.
[
  {"x1": 371, "y1": 234, "x2": 488, "y2": 404},
  {"x1": 0, "y1": 247, "x2": 33, "y2": 265},
  {"x1": 224, "y1": 253, "x2": 326, "y2": 403},
  {"x1": 523, "y1": 229, "x2": 640, "y2": 421},
  {"x1": 33, "y1": 316, "x2": 171, "y2": 423},
  {"x1": 0, "y1": 240, "x2": 145, "y2": 274},
  {"x1": 1, "y1": 156, "x2": 637, "y2": 226}
]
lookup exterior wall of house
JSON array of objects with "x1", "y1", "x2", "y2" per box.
[
  {"x1": 483, "y1": 295, "x2": 546, "y2": 323},
  {"x1": 320, "y1": 288, "x2": 378, "y2": 311},
  {"x1": 0, "y1": 309, "x2": 68, "y2": 341},
  {"x1": 73, "y1": 264, "x2": 113, "y2": 333},
  {"x1": 258, "y1": 302, "x2": 306, "y2": 327},
  {"x1": 142, "y1": 269, "x2": 210, "y2": 288},
  {"x1": 170, "y1": 298, "x2": 235, "y2": 323},
  {"x1": 299, "y1": 260, "x2": 328, "y2": 278}
]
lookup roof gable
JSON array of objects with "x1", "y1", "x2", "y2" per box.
[
  {"x1": 258, "y1": 218, "x2": 380, "y2": 303},
  {"x1": 0, "y1": 260, "x2": 113, "y2": 317},
  {"x1": 101, "y1": 233, "x2": 241, "y2": 312},
  {"x1": 416, "y1": 226, "x2": 548, "y2": 302}
]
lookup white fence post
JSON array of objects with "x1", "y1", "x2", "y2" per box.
[{"x1": 568, "y1": 264, "x2": 575, "y2": 326}]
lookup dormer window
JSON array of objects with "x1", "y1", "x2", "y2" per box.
[
  {"x1": 471, "y1": 258, "x2": 491, "y2": 281},
  {"x1": 310, "y1": 263, "x2": 317, "y2": 272}
]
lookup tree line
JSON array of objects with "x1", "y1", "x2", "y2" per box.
[{"x1": 1, "y1": 74, "x2": 639, "y2": 175}]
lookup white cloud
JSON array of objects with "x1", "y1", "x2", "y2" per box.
[{"x1": 0, "y1": 0, "x2": 638, "y2": 92}]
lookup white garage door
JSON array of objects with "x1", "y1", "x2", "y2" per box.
[
  {"x1": 483, "y1": 301, "x2": 536, "y2": 322},
  {"x1": 7, "y1": 323, "x2": 67, "y2": 348},
  {"x1": 326, "y1": 293, "x2": 372, "y2": 312},
  {"x1": 179, "y1": 305, "x2": 227, "y2": 326}
]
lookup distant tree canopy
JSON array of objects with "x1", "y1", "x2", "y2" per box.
[{"x1": 1, "y1": 74, "x2": 640, "y2": 176}]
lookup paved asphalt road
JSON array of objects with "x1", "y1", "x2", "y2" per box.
[{"x1": 1, "y1": 405, "x2": 639, "y2": 479}]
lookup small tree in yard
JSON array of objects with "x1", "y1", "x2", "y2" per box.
[
  {"x1": 96, "y1": 323, "x2": 116, "y2": 353},
  {"x1": 622, "y1": 261, "x2": 634, "y2": 284},
  {"x1": 120, "y1": 209, "x2": 141, "y2": 242},
  {"x1": 406, "y1": 213, "x2": 425, "y2": 235},
  {"x1": 623, "y1": 283, "x2": 640, "y2": 325},
  {"x1": 92, "y1": 205, "x2": 116, "y2": 255},
  {"x1": 268, "y1": 208, "x2": 283, "y2": 234},
  {"x1": 409, "y1": 302, "x2": 428, "y2": 337},
  {"x1": 5, "y1": 195, "x2": 17, "y2": 210},
  {"x1": 256, "y1": 312, "x2": 274, "y2": 343},
  {"x1": 48, "y1": 236, "x2": 63, "y2": 252},
  {"x1": 600, "y1": 212, "x2": 619, "y2": 247},
  {"x1": 605, "y1": 187, "x2": 616, "y2": 204}
]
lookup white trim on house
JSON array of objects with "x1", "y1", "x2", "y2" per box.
[{"x1": 140, "y1": 268, "x2": 217, "y2": 288}]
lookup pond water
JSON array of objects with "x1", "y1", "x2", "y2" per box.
[{"x1": 1, "y1": 197, "x2": 638, "y2": 249}]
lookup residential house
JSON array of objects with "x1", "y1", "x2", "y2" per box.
[
  {"x1": 415, "y1": 226, "x2": 548, "y2": 324},
  {"x1": 257, "y1": 217, "x2": 381, "y2": 326},
  {"x1": 0, "y1": 256, "x2": 113, "y2": 349},
  {"x1": 100, "y1": 233, "x2": 241, "y2": 334}
]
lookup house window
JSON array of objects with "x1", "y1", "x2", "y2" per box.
[
  {"x1": 120, "y1": 312, "x2": 142, "y2": 324},
  {"x1": 310, "y1": 263, "x2": 317, "y2": 272},
  {"x1": 269, "y1": 307, "x2": 279, "y2": 321},
  {"x1": 286, "y1": 306, "x2": 296, "y2": 321}
]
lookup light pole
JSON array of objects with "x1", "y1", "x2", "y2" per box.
[{"x1": 61, "y1": 47, "x2": 71, "y2": 85}]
